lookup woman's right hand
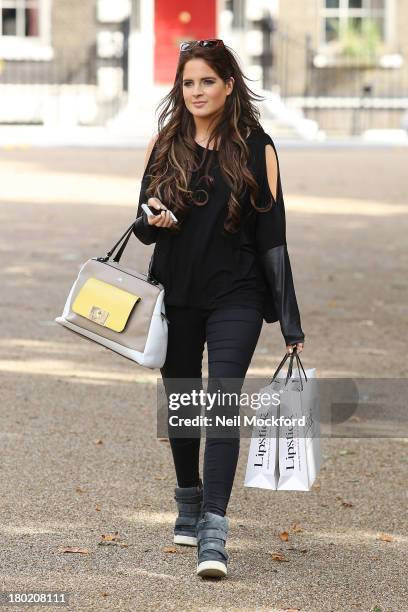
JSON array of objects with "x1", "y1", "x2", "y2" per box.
[{"x1": 146, "y1": 197, "x2": 177, "y2": 228}]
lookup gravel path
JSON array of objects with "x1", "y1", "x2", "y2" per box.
[{"x1": 0, "y1": 145, "x2": 407, "y2": 612}]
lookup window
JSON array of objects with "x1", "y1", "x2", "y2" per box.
[
  {"x1": 0, "y1": 0, "x2": 52, "y2": 59},
  {"x1": 0, "y1": 0, "x2": 40, "y2": 37},
  {"x1": 321, "y1": 0, "x2": 387, "y2": 45}
]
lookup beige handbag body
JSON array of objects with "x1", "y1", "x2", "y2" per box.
[{"x1": 55, "y1": 222, "x2": 168, "y2": 369}]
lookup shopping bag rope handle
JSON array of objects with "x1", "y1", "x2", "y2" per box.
[{"x1": 269, "y1": 347, "x2": 308, "y2": 390}]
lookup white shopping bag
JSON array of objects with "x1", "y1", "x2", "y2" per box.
[
  {"x1": 244, "y1": 350, "x2": 321, "y2": 492},
  {"x1": 243, "y1": 378, "x2": 283, "y2": 490},
  {"x1": 277, "y1": 365, "x2": 321, "y2": 491}
]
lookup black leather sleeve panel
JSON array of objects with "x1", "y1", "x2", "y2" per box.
[
  {"x1": 259, "y1": 244, "x2": 305, "y2": 345},
  {"x1": 255, "y1": 131, "x2": 305, "y2": 345}
]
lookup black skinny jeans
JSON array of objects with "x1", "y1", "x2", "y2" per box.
[{"x1": 160, "y1": 303, "x2": 263, "y2": 517}]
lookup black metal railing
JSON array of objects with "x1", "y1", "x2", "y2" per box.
[
  {"x1": 269, "y1": 27, "x2": 408, "y2": 136},
  {"x1": 0, "y1": 45, "x2": 127, "y2": 126}
]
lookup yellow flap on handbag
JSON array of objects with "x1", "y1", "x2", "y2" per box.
[{"x1": 72, "y1": 277, "x2": 141, "y2": 332}]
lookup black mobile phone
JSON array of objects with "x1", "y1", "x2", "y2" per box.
[
  {"x1": 141, "y1": 203, "x2": 178, "y2": 223},
  {"x1": 148, "y1": 205, "x2": 162, "y2": 216}
]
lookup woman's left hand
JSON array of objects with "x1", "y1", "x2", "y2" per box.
[{"x1": 286, "y1": 342, "x2": 304, "y2": 355}]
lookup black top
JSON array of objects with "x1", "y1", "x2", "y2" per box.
[
  {"x1": 149, "y1": 135, "x2": 270, "y2": 312},
  {"x1": 132, "y1": 127, "x2": 300, "y2": 329}
]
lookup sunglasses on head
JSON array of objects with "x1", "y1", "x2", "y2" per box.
[{"x1": 179, "y1": 39, "x2": 225, "y2": 53}]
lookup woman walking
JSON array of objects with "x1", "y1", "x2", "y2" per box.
[{"x1": 133, "y1": 39, "x2": 305, "y2": 579}]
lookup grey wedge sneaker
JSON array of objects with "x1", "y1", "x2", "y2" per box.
[
  {"x1": 196, "y1": 511, "x2": 229, "y2": 578},
  {"x1": 173, "y1": 478, "x2": 203, "y2": 546}
]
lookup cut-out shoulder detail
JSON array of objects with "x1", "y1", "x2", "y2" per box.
[
  {"x1": 254, "y1": 130, "x2": 287, "y2": 253},
  {"x1": 143, "y1": 134, "x2": 159, "y2": 174},
  {"x1": 253, "y1": 130, "x2": 281, "y2": 209},
  {"x1": 265, "y1": 143, "x2": 279, "y2": 205}
]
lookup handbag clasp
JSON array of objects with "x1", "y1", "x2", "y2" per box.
[{"x1": 89, "y1": 306, "x2": 109, "y2": 324}]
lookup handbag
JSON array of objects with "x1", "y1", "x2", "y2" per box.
[{"x1": 55, "y1": 221, "x2": 168, "y2": 369}]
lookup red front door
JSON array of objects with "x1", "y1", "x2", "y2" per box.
[{"x1": 154, "y1": 0, "x2": 217, "y2": 84}]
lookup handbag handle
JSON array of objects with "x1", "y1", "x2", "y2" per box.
[
  {"x1": 96, "y1": 221, "x2": 159, "y2": 285},
  {"x1": 269, "y1": 347, "x2": 308, "y2": 390},
  {"x1": 96, "y1": 222, "x2": 134, "y2": 264}
]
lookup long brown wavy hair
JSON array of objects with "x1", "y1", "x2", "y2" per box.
[{"x1": 145, "y1": 41, "x2": 273, "y2": 235}]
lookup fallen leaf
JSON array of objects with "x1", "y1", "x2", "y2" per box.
[
  {"x1": 163, "y1": 546, "x2": 186, "y2": 554},
  {"x1": 95, "y1": 505, "x2": 101, "y2": 512},
  {"x1": 60, "y1": 547, "x2": 91, "y2": 554},
  {"x1": 341, "y1": 501, "x2": 353, "y2": 507},
  {"x1": 75, "y1": 486, "x2": 87, "y2": 494},
  {"x1": 378, "y1": 533, "x2": 394, "y2": 542},
  {"x1": 100, "y1": 532, "x2": 120, "y2": 542},
  {"x1": 271, "y1": 552, "x2": 289, "y2": 562},
  {"x1": 312, "y1": 483, "x2": 321, "y2": 491},
  {"x1": 291, "y1": 523, "x2": 304, "y2": 533},
  {"x1": 95, "y1": 439, "x2": 103, "y2": 445},
  {"x1": 279, "y1": 531, "x2": 289, "y2": 541},
  {"x1": 101, "y1": 592, "x2": 109, "y2": 597}
]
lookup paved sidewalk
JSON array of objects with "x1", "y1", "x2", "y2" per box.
[{"x1": 0, "y1": 146, "x2": 407, "y2": 611}]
